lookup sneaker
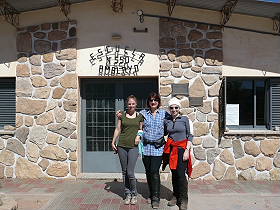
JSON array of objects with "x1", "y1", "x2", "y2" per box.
[
  {"x1": 151, "y1": 200, "x2": 159, "y2": 209},
  {"x1": 124, "y1": 195, "x2": 131, "y2": 205},
  {"x1": 130, "y1": 196, "x2": 137, "y2": 205},
  {"x1": 167, "y1": 196, "x2": 177, "y2": 207},
  {"x1": 179, "y1": 199, "x2": 188, "y2": 210}
]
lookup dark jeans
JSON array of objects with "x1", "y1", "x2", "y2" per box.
[
  {"x1": 142, "y1": 155, "x2": 162, "y2": 201},
  {"x1": 171, "y1": 147, "x2": 188, "y2": 204},
  {"x1": 117, "y1": 146, "x2": 139, "y2": 196}
]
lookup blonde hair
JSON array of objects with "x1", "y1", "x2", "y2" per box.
[{"x1": 127, "y1": 95, "x2": 137, "y2": 104}]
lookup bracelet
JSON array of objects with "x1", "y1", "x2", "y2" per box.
[{"x1": 137, "y1": 130, "x2": 143, "y2": 137}]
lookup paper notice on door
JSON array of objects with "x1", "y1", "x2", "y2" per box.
[{"x1": 226, "y1": 104, "x2": 239, "y2": 125}]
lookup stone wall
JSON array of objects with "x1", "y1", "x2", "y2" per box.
[
  {"x1": 159, "y1": 18, "x2": 280, "y2": 180},
  {"x1": 0, "y1": 20, "x2": 78, "y2": 179},
  {"x1": 219, "y1": 134, "x2": 280, "y2": 180}
]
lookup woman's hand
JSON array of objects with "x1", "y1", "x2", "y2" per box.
[
  {"x1": 135, "y1": 136, "x2": 141, "y2": 145},
  {"x1": 116, "y1": 110, "x2": 122, "y2": 119},
  {"x1": 183, "y1": 149, "x2": 190, "y2": 161},
  {"x1": 111, "y1": 142, "x2": 117, "y2": 152}
]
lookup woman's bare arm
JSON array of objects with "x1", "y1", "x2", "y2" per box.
[{"x1": 112, "y1": 119, "x2": 121, "y2": 151}]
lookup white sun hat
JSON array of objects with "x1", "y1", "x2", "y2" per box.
[{"x1": 168, "y1": 97, "x2": 181, "y2": 108}]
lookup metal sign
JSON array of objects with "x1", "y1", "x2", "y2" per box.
[
  {"x1": 171, "y1": 83, "x2": 189, "y2": 96},
  {"x1": 189, "y1": 97, "x2": 203, "y2": 107},
  {"x1": 89, "y1": 45, "x2": 146, "y2": 77}
]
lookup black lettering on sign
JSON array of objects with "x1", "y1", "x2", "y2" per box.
[
  {"x1": 131, "y1": 49, "x2": 136, "y2": 62},
  {"x1": 97, "y1": 49, "x2": 103, "y2": 62},
  {"x1": 121, "y1": 67, "x2": 126, "y2": 76},
  {"x1": 105, "y1": 45, "x2": 113, "y2": 54},
  {"x1": 124, "y1": 46, "x2": 129, "y2": 55},
  {"x1": 134, "y1": 65, "x2": 139, "y2": 72},
  {"x1": 99, "y1": 65, "x2": 103, "y2": 76},
  {"x1": 89, "y1": 46, "x2": 146, "y2": 76},
  {"x1": 115, "y1": 45, "x2": 120, "y2": 53},
  {"x1": 138, "y1": 53, "x2": 145, "y2": 66},
  {"x1": 106, "y1": 56, "x2": 111, "y2": 66},
  {"x1": 119, "y1": 56, "x2": 124, "y2": 66},
  {"x1": 124, "y1": 56, "x2": 129, "y2": 67},
  {"x1": 126, "y1": 66, "x2": 132, "y2": 75},
  {"x1": 105, "y1": 66, "x2": 111, "y2": 76},
  {"x1": 89, "y1": 53, "x2": 96, "y2": 65}
]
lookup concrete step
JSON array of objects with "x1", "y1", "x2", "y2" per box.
[{"x1": 0, "y1": 193, "x2": 17, "y2": 210}]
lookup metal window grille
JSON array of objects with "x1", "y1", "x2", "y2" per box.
[
  {"x1": 0, "y1": 78, "x2": 16, "y2": 129},
  {"x1": 85, "y1": 84, "x2": 116, "y2": 152},
  {"x1": 270, "y1": 79, "x2": 280, "y2": 129}
]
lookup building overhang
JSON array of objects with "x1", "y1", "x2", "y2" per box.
[{"x1": 1, "y1": 0, "x2": 280, "y2": 33}]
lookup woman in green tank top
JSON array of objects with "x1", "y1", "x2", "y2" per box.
[{"x1": 111, "y1": 95, "x2": 144, "y2": 205}]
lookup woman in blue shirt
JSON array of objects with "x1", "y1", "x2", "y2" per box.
[{"x1": 139, "y1": 92, "x2": 169, "y2": 209}]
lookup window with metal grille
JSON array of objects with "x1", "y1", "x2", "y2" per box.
[
  {"x1": 270, "y1": 78, "x2": 280, "y2": 130},
  {"x1": 224, "y1": 77, "x2": 280, "y2": 130},
  {"x1": 0, "y1": 78, "x2": 16, "y2": 129}
]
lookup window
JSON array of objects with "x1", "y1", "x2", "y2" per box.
[
  {"x1": 0, "y1": 78, "x2": 16, "y2": 129},
  {"x1": 225, "y1": 77, "x2": 280, "y2": 130}
]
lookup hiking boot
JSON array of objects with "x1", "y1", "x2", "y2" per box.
[
  {"x1": 130, "y1": 196, "x2": 137, "y2": 205},
  {"x1": 167, "y1": 195, "x2": 177, "y2": 207},
  {"x1": 124, "y1": 194, "x2": 131, "y2": 205},
  {"x1": 151, "y1": 200, "x2": 159, "y2": 209},
  {"x1": 179, "y1": 199, "x2": 188, "y2": 210}
]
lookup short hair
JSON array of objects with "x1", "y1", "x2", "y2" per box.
[
  {"x1": 147, "y1": 92, "x2": 161, "y2": 109},
  {"x1": 127, "y1": 95, "x2": 137, "y2": 104}
]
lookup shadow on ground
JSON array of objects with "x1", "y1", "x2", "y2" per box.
[{"x1": 104, "y1": 180, "x2": 173, "y2": 200}]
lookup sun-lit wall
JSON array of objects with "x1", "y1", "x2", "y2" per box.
[
  {"x1": 1, "y1": 0, "x2": 279, "y2": 77},
  {"x1": 223, "y1": 28, "x2": 280, "y2": 77}
]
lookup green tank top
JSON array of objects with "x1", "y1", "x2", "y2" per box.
[{"x1": 118, "y1": 111, "x2": 144, "y2": 148}]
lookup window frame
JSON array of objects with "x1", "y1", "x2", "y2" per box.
[
  {"x1": 225, "y1": 77, "x2": 270, "y2": 130},
  {"x1": 270, "y1": 78, "x2": 280, "y2": 130},
  {"x1": 0, "y1": 77, "x2": 16, "y2": 129}
]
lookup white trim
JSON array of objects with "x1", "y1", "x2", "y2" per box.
[
  {"x1": 77, "y1": 173, "x2": 146, "y2": 179},
  {"x1": 77, "y1": 172, "x2": 170, "y2": 181},
  {"x1": 224, "y1": 130, "x2": 280, "y2": 135}
]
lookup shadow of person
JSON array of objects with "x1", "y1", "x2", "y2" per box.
[{"x1": 104, "y1": 179, "x2": 173, "y2": 200}]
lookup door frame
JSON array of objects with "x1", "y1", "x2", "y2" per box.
[{"x1": 79, "y1": 77, "x2": 159, "y2": 175}]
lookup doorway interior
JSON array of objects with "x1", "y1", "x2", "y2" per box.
[{"x1": 81, "y1": 78, "x2": 158, "y2": 173}]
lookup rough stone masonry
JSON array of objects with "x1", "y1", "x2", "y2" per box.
[
  {"x1": 158, "y1": 18, "x2": 280, "y2": 181},
  {"x1": 0, "y1": 20, "x2": 78, "y2": 179}
]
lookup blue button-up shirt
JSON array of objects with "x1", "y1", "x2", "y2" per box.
[{"x1": 140, "y1": 109, "x2": 170, "y2": 156}]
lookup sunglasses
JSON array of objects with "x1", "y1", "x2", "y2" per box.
[
  {"x1": 149, "y1": 98, "x2": 159, "y2": 102},
  {"x1": 169, "y1": 106, "x2": 179, "y2": 110}
]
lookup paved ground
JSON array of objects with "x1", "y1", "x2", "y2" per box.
[{"x1": 1, "y1": 178, "x2": 280, "y2": 210}]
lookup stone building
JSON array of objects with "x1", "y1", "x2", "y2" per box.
[{"x1": 0, "y1": 0, "x2": 280, "y2": 180}]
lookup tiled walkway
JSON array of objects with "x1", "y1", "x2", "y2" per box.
[{"x1": 1, "y1": 179, "x2": 280, "y2": 210}]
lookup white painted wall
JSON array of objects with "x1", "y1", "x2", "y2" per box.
[
  {"x1": 72, "y1": 0, "x2": 159, "y2": 76},
  {"x1": 223, "y1": 28, "x2": 280, "y2": 77},
  {"x1": 0, "y1": 21, "x2": 17, "y2": 77}
]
